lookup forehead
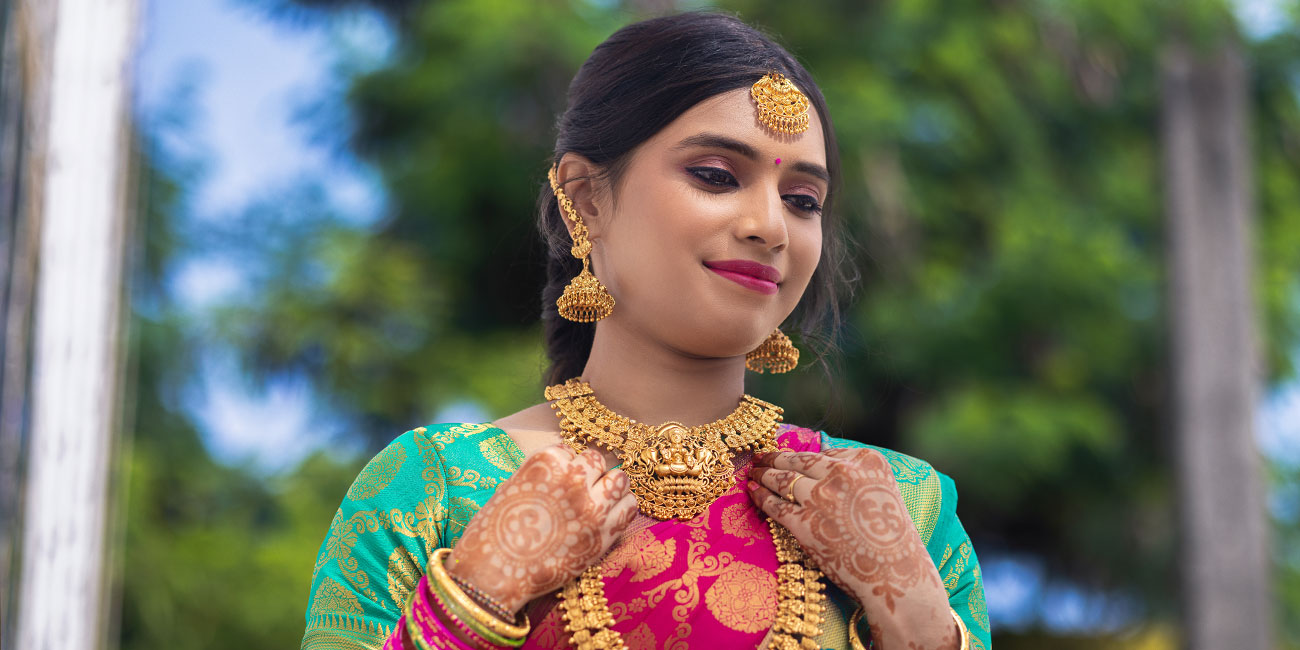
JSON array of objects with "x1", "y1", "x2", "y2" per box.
[{"x1": 646, "y1": 87, "x2": 828, "y2": 167}]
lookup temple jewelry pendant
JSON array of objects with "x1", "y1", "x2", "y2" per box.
[{"x1": 622, "y1": 422, "x2": 735, "y2": 520}]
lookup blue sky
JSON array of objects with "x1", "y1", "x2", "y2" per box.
[{"x1": 134, "y1": 0, "x2": 393, "y2": 468}]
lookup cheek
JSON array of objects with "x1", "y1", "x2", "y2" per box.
[{"x1": 789, "y1": 220, "x2": 823, "y2": 283}]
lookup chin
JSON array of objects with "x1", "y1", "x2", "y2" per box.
[{"x1": 670, "y1": 318, "x2": 777, "y2": 360}]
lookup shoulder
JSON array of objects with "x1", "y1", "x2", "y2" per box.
[
  {"x1": 816, "y1": 431, "x2": 953, "y2": 548},
  {"x1": 345, "y1": 423, "x2": 524, "y2": 503}
]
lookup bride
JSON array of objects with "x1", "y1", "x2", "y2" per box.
[{"x1": 302, "y1": 11, "x2": 989, "y2": 650}]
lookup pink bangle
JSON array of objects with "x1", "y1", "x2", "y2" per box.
[
  {"x1": 384, "y1": 616, "x2": 410, "y2": 650},
  {"x1": 412, "y1": 576, "x2": 507, "y2": 650},
  {"x1": 400, "y1": 578, "x2": 473, "y2": 650}
]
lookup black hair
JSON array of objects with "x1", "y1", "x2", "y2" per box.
[{"x1": 538, "y1": 11, "x2": 852, "y2": 385}]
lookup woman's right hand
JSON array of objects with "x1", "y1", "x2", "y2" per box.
[{"x1": 445, "y1": 444, "x2": 637, "y2": 615}]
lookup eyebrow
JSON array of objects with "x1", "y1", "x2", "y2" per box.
[{"x1": 671, "y1": 133, "x2": 831, "y2": 183}]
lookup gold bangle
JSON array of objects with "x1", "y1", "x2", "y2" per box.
[
  {"x1": 847, "y1": 605, "x2": 970, "y2": 650},
  {"x1": 950, "y1": 607, "x2": 970, "y2": 650},
  {"x1": 427, "y1": 548, "x2": 531, "y2": 639},
  {"x1": 847, "y1": 605, "x2": 869, "y2": 650}
]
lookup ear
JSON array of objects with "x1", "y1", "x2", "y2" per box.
[{"x1": 553, "y1": 153, "x2": 609, "y2": 240}]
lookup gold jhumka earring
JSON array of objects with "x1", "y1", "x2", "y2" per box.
[
  {"x1": 549, "y1": 165, "x2": 615, "y2": 322},
  {"x1": 746, "y1": 328, "x2": 800, "y2": 374},
  {"x1": 751, "y1": 71, "x2": 810, "y2": 135}
]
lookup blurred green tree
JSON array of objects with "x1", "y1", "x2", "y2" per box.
[{"x1": 116, "y1": 128, "x2": 364, "y2": 649}]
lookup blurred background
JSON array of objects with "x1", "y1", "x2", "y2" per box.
[{"x1": 2, "y1": 0, "x2": 1298, "y2": 648}]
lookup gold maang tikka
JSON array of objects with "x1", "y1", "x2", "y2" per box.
[
  {"x1": 746, "y1": 328, "x2": 800, "y2": 374},
  {"x1": 549, "y1": 165, "x2": 615, "y2": 322},
  {"x1": 751, "y1": 71, "x2": 810, "y2": 135}
]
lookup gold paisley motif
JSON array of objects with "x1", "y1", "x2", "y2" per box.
[
  {"x1": 704, "y1": 560, "x2": 778, "y2": 633},
  {"x1": 446, "y1": 422, "x2": 493, "y2": 437},
  {"x1": 884, "y1": 450, "x2": 931, "y2": 483},
  {"x1": 943, "y1": 542, "x2": 972, "y2": 591},
  {"x1": 386, "y1": 547, "x2": 421, "y2": 608},
  {"x1": 969, "y1": 563, "x2": 989, "y2": 633},
  {"x1": 479, "y1": 433, "x2": 525, "y2": 472},
  {"x1": 311, "y1": 577, "x2": 364, "y2": 617},
  {"x1": 347, "y1": 444, "x2": 407, "y2": 501},
  {"x1": 444, "y1": 464, "x2": 483, "y2": 488}
]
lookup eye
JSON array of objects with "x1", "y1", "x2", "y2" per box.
[
  {"x1": 686, "y1": 166, "x2": 739, "y2": 188},
  {"x1": 783, "y1": 193, "x2": 823, "y2": 215}
]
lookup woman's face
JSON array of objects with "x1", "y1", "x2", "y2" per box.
[{"x1": 582, "y1": 86, "x2": 828, "y2": 359}]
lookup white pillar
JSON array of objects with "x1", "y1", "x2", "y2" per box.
[{"x1": 16, "y1": 0, "x2": 138, "y2": 647}]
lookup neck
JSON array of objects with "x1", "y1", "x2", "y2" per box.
[{"x1": 577, "y1": 317, "x2": 748, "y2": 426}]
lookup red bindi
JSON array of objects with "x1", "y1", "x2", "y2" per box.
[{"x1": 775, "y1": 158, "x2": 781, "y2": 165}]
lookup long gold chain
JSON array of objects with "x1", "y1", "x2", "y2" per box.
[{"x1": 545, "y1": 379, "x2": 826, "y2": 650}]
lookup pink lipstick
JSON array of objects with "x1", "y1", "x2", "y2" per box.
[{"x1": 704, "y1": 259, "x2": 781, "y2": 295}]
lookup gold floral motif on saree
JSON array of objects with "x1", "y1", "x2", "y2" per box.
[
  {"x1": 604, "y1": 529, "x2": 677, "y2": 583},
  {"x1": 623, "y1": 622, "x2": 656, "y2": 650},
  {"x1": 720, "y1": 502, "x2": 765, "y2": 546},
  {"x1": 704, "y1": 561, "x2": 778, "y2": 632},
  {"x1": 347, "y1": 444, "x2": 407, "y2": 501}
]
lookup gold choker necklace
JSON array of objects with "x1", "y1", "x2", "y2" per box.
[
  {"x1": 543, "y1": 379, "x2": 826, "y2": 650},
  {"x1": 544, "y1": 378, "x2": 783, "y2": 520}
]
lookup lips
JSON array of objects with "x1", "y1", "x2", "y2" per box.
[{"x1": 704, "y1": 259, "x2": 782, "y2": 295}]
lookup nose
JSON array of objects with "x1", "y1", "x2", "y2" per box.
[{"x1": 738, "y1": 183, "x2": 788, "y2": 252}]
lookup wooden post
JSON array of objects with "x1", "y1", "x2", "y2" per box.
[
  {"x1": 13, "y1": 0, "x2": 138, "y2": 648},
  {"x1": 1161, "y1": 41, "x2": 1273, "y2": 650}
]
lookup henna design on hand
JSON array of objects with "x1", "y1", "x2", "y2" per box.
[
  {"x1": 448, "y1": 446, "x2": 636, "y2": 615},
  {"x1": 749, "y1": 448, "x2": 958, "y2": 649}
]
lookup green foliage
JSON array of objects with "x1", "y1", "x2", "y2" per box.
[{"x1": 118, "y1": 148, "x2": 365, "y2": 649}]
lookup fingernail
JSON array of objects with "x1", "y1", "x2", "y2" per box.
[{"x1": 746, "y1": 480, "x2": 758, "y2": 491}]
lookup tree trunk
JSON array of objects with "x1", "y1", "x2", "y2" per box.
[
  {"x1": 1161, "y1": 41, "x2": 1273, "y2": 650},
  {"x1": 13, "y1": 0, "x2": 138, "y2": 648}
]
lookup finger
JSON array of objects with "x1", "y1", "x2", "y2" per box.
[
  {"x1": 592, "y1": 467, "x2": 630, "y2": 502},
  {"x1": 600, "y1": 493, "x2": 639, "y2": 543},
  {"x1": 610, "y1": 493, "x2": 638, "y2": 531},
  {"x1": 572, "y1": 447, "x2": 605, "y2": 485},
  {"x1": 746, "y1": 480, "x2": 799, "y2": 523},
  {"x1": 822, "y1": 447, "x2": 896, "y2": 477},
  {"x1": 755, "y1": 451, "x2": 839, "y2": 479},
  {"x1": 531, "y1": 443, "x2": 576, "y2": 464},
  {"x1": 821, "y1": 447, "x2": 869, "y2": 461},
  {"x1": 749, "y1": 467, "x2": 815, "y2": 504}
]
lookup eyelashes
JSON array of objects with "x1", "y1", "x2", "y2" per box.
[{"x1": 684, "y1": 166, "x2": 823, "y2": 215}]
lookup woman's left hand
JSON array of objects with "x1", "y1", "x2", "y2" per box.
[{"x1": 748, "y1": 448, "x2": 961, "y2": 650}]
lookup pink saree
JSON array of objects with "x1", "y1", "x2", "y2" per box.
[{"x1": 520, "y1": 426, "x2": 828, "y2": 649}]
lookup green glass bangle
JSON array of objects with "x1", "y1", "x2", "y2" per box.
[{"x1": 430, "y1": 578, "x2": 526, "y2": 648}]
